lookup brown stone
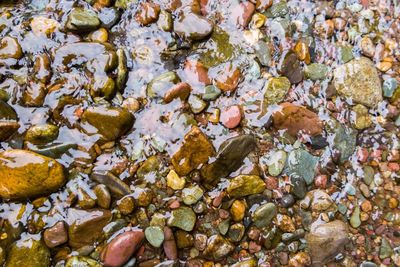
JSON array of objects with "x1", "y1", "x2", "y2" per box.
[{"x1": 44, "y1": 221, "x2": 68, "y2": 248}]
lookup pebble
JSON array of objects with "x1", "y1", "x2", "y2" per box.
[
  {"x1": 227, "y1": 175, "x2": 266, "y2": 197},
  {"x1": 167, "y1": 207, "x2": 196, "y2": 231},
  {"x1": 166, "y1": 170, "x2": 186, "y2": 190},
  {"x1": 350, "y1": 206, "x2": 361, "y2": 228},
  {"x1": 203, "y1": 235, "x2": 234, "y2": 260},
  {"x1": 305, "y1": 63, "x2": 329, "y2": 80},
  {"x1": 188, "y1": 94, "x2": 207, "y2": 114},
  {"x1": 202, "y1": 85, "x2": 222, "y2": 101},
  {"x1": 101, "y1": 230, "x2": 145, "y2": 267},
  {"x1": 383, "y1": 78, "x2": 398, "y2": 98},
  {"x1": 266, "y1": 150, "x2": 287, "y2": 176},
  {"x1": 94, "y1": 184, "x2": 111, "y2": 209},
  {"x1": 163, "y1": 227, "x2": 178, "y2": 260},
  {"x1": 231, "y1": 200, "x2": 246, "y2": 222},
  {"x1": 220, "y1": 105, "x2": 242, "y2": 129},
  {"x1": 0, "y1": 36, "x2": 22, "y2": 59},
  {"x1": 182, "y1": 185, "x2": 204, "y2": 205},
  {"x1": 44, "y1": 221, "x2": 68, "y2": 248},
  {"x1": 66, "y1": 8, "x2": 100, "y2": 32},
  {"x1": 280, "y1": 194, "x2": 295, "y2": 208},
  {"x1": 145, "y1": 226, "x2": 164, "y2": 248},
  {"x1": 134, "y1": 2, "x2": 160, "y2": 26},
  {"x1": 252, "y1": 203, "x2": 277, "y2": 228},
  {"x1": 264, "y1": 76, "x2": 290, "y2": 106},
  {"x1": 174, "y1": 12, "x2": 213, "y2": 40},
  {"x1": 214, "y1": 62, "x2": 242, "y2": 92}
]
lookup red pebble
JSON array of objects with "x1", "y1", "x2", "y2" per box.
[
  {"x1": 220, "y1": 105, "x2": 242, "y2": 129},
  {"x1": 314, "y1": 175, "x2": 327, "y2": 189},
  {"x1": 357, "y1": 147, "x2": 369, "y2": 163},
  {"x1": 169, "y1": 200, "x2": 180, "y2": 209}
]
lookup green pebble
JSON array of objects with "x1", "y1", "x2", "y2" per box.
[
  {"x1": 202, "y1": 85, "x2": 221, "y2": 101},
  {"x1": 383, "y1": 78, "x2": 398, "y2": 98},
  {"x1": 188, "y1": 95, "x2": 207, "y2": 114},
  {"x1": 167, "y1": 207, "x2": 196, "y2": 231},
  {"x1": 145, "y1": 226, "x2": 165, "y2": 248},
  {"x1": 305, "y1": 63, "x2": 329, "y2": 80},
  {"x1": 350, "y1": 206, "x2": 361, "y2": 228},
  {"x1": 182, "y1": 185, "x2": 204, "y2": 205}
]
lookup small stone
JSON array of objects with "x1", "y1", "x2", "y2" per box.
[
  {"x1": 163, "y1": 227, "x2": 178, "y2": 260},
  {"x1": 157, "y1": 10, "x2": 173, "y2": 31},
  {"x1": 66, "y1": 8, "x2": 100, "y2": 32},
  {"x1": 231, "y1": 200, "x2": 246, "y2": 222},
  {"x1": 252, "y1": 203, "x2": 277, "y2": 228},
  {"x1": 145, "y1": 226, "x2": 164, "y2": 248},
  {"x1": 203, "y1": 235, "x2": 234, "y2": 260},
  {"x1": 166, "y1": 170, "x2": 186, "y2": 190},
  {"x1": 360, "y1": 36, "x2": 375, "y2": 58},
  {"x1": 352, "y1": 104, "x2": 372, "y2": 130},
  {"x1": 264, "y1": 76, "x2": 290, "y2": 106},
  {"x1": 6, "y1": 237, "x2": 50, "y2": 267},
  {"x1": 134, "y1": 2, "x2": 160, "y2": 26},
  {"x1": 333, "y1": 57, "x2": 382, "y2": 108},
  {"x1": 30, "y1": 16, "x2": 59, "y2": 36},
  {"x1": 43, "y1": 221, "x2": 68, "y2": 248},
  {"x1": 94, "y1": 184, "x2": 111, "y2": 209},
  {"x1": 305, "y1": 63, "x2": 329, "y2": 80},
  {"x1": 168, "y1": 207, "x2": 196, "y2": 231},
  {"x1": 164, "y1": 82, "x2": 191, "y2": 103},
  {"x1": 278, "y1": 50, "x2": 303, "y2": 84},
  {"x1": 227, "y1": 175, "x2": 266, "y2": 197},
  {"x1": 350, "y1": 206, "x2": 361, "y2": 228},
  {"x1": 294, "y1": 40, "x2": 310, "y2": 64},
  {"x1": 214, "y1": 62, "x2": 242, "y2": 92},
  {"x1": 275, "y1": 214, "x2": 296, "y2": 232},
  {"x1": 286, "y1": 148, "x2": 319, "y2": 185},
  {"x1": 25, "y1": 124, "x2": 59, "y2": 145},
  {"x1": 66, "y1": 256, "x2": 101, "y2": 267},
  {"x1": 100, "y1": 230, "x2": 144, "y2": 267},
  {"x1": 256, "y1": 0, "x2": 273, "y2": 12},
  {"x1": 309, "y1": 189, "x2": 334, "y2": 212},
  {"x1": 0, "y1": 36, "x2": 22, "y2": 59},
  {"x1": 227, "y1": 223, "x2": 245, "y2": 242},
  {"x1": 188, "y1": 94, "x2": 207, "y2": 114},
  {"x1": 280, "y1": 194, "x2": 295, "y2": 208},
  {"x1": 171, "y1": 126, "x2": 215, "y2": 176},
  {"x1": 117, "y1": 196, "x2": 135, "y2": 215},
  {"x1": 220, "y1": 105, "x2": 242, "y2": 129},
  {"x1": 182, "y1": 185, "x2": 204, "y2": 205},
  {"x1": 231, "y1": 1, "x2": 255, "y2": 28},
  {"x1": 202, "y1": 85, "x2": 221, "y2": 101},
  {"x1": 175, "y1": 230, "x2": 194, "y2": 248},
  {"x1": 174, "y1": 12, "x2": 213, "y2": 40},
  {"x1": 266, "y1": 150, "x2": 287, "y2": 176},
  {"x1": 383, "y1": 78, "x2": 398, "y2": 98}
]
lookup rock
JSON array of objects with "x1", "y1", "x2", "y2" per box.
[
  {"x1": 231, "y1": 1, "x2": 255, "y2": 27},
  {"x1": 163, "y1": 227, "x2": 178, "y2": 260},
  {"x1": 30, "y1": 16, "x2": 59, "y2": 36},
  {"x1": 166, "y1": 170, "x2": 186, "y2": 190},
  {"x1": 0, "y1": 36, "x2": 22, "y2": 59},
  {"x1": 90, "y1": 171, "x2": 131, "y2": 197},
  {"x1": 264, "y1": 76, "x2": 290, "y2": 106},
  {"x1": 167, "y1": 207, "x2": 196, "y2": 231},
  {"x1": 203, "y1": 235, "x2": 234, "y2": 260},
  {"x1": 252, "y1": 203, "x2": 277, "y2": 228},
  {"x1": 291, "y1": 175, "x2": 307, "y2": 199},
  {"x1": 81, "y1": 106, "x2": 134, "y2": 142},
  {"x1": 182, "y1": 185, "x2": 204, "y2": 205},
  {"x1": 145, "y1": 226, "x2": 164, "y2": 248},
  {"x1": 255, "y1": 41, "x2": 272, "y2": 66},
  {"x1": 265, "y1": 150, "x2": 287, "y2": 176},
  {"x1": 43, "y1": 221, "x2": 68, "y2": 248},
  {"x1": 333, "y1": 57, "x2": 382, "y2": 108},
  {"x1": 174, "y1": 12, "x2": 213, "y2": 40},
  {"x1": 0, "y1": 150, "x2": 65, "y2": 199},
  {"x1": 67, "y1": 208, "x2": 112, "y2": 248},
  {"x1": 94, "y1": 184, "x2": 111, "y2": 209},
  {"x1": 171, "y1": 126, "x2": 215, "y2": 176},
  {"x1": 188, "y1": 94, "x2": 207, "y2": 114},
  {"x1": 0, "y1": 100, "x2": 19, "y2": 141},
  {"x1": 256, "y1": 0, "x2": 273, "y2": 12},
  {"x1": 285, "y1": 148, "x2": 319, "y2": 185},
  {"x1": 201, "y1": 135, "x2": 257, "y2": 186},
  {"x1": 147, "y1": 71, "x2": 181, "y2": 99},
  {"x1": 231, "y1": 200, "x2": 246, "y2": 222},
  {"x1": 66, "y1": 256, "x2": 102, "y2": 267},
  {"x1": 306, "y1": 220, "x2": 349, "y2": 266},
  {"x1": 164, "y1": 82, "x2": 191, "y2": 103},
  {"x1": 220, "y1": 105, "x2": 242, "y2": 129},
  {"x1": 214, "y1": 62, "x2": 242, "y2": 92},
  {"x1": 327, "y1": 120, "x2": 357, "y2": 163},
  {"x1": 275, "y1": 214, "x2": 296, "y2": 232},
  {"x1": 101, "y1": 230, "x2": 144, "y2": 267},
  {"x1": 272, "y1": 103, "x2": 323, "y2": 137},
  {"x1": 227, "y1": 175, "x2": 266, "y2": 197},
  {"x1": 383, "y1": 78, "x2": 397, "y2": 98},
  {"x1": 175, "y1": 230, "x2": 194, "y2": 248},
  {"x1": 379, "y1": 237, "x2": 393, "y2": 259},
  {"x1": 134, "y1": 2, "x2": 160, "y2": 26},
  {"x1": 227, "y1": 223, "x2": 245, "y2": 242},
  {"x1": 5, "y1": 237, "x2": 50, "y2": 267},
  {"x1": 278, "y1": 50, "x2": 303, "y2": 84},
  {"x1": 305, "y1": 63, "x2": 329, "y2": 80},
  {"x1": 351, "y1": 104, "x2": 372, "y2": 130},
  {"x1": 308, "y1": 190, "x2": 335, "y2": 212},
  {"x1": 350, "y1": 206, "x2": 361, "y2": 228},
  {"x1": 25, "y1": 124, "x2": 59, "y2": 145},
  {"x1": 66, "y1": 8, "x2": 100, "y2": 32},
  {"x1": 184, "y1": 59, "x2": 211, "y2": 85},
  {"x1": 280, "y1": 194, "x2": 295, "y2": 208},
  {"x1": 360, "y1": 36, "x2": 375, "y2": 58},
  {"x1": 202, "y1": 85, "x2": 222, "y2": 101},
  {"x1": 157, "y1": 10, "x2": 173, "y2": 31},
  {"x1": 264, "y1": 1, "x2": 288, "y2": 18}
]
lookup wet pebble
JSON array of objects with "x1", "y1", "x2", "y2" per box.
[{"x1": 220, "y1": 105, "x2": 242, "y2": 129}]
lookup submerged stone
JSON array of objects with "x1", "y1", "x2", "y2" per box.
[
  {"x1": 5, "y1": 237, "x2": 50, "y2": 267},
  {"x1": 285, "y1": 148, "x2": 319, "y2": 185},
  {"x1": 227, "y1": 175, "x2": 266, "y2": 197},
  {"x1": 167, "y1": 207, "x2": 196, "y2": 231},
  {"x1": 66, "y1": 8, "x2": 100, "y2": 32}
]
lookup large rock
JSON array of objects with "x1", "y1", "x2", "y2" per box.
[
  {"x1": 272, "y1": 103, "x2": 323, "y2": 137},
  {"x1": 5, "y1": 237, "x2": 50, "y2": 267},
  {"x1": 0, "y1": 150, "x2": 65, "y2": 200},
  {"x1": 171, "y1": 126, "x2": 215, "y2": 176},
  {"x1": 67, "y1": 208, "x2": 112, "y2": 248},
  {"x1": 306, "y1": 220, "x2": 349, "y2": 266},
  {"x1": 201, "y1": 135, "x2": 256, "y2": 186},
  {"x1": 333, "y1": 57, "x2": 382, "y2": 108},
  {"x1": 81, "y1": 106, "x2": 134, "y2": 142}
]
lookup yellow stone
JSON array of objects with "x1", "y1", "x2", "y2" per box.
[
  {"x1": 30, "y1": 16, "x2": 60, "y2": 36},
  {"x1": 0, "y1": 149, "x2": 65, "y2": 200},
  {"x1": 230, "y1": 200, "x2": 246, "y2": 222},
  {"x1": 166, "y1": 170, "x2": 186, "y2": 190}
]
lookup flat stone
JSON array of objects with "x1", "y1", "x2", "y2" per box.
[
  {"x1": 227, "y1": 175, "x2": 266, "y2": 198},
  {"x1": 252, "y1": 203, "x2": 277, "y2": 228},
  {"x1": 285, "y1": 148, "x2": 319, "y2": 185},
  {"x1": 203, "y1": 235, "x2": 234, "y2": 260},
  {"x1": 66, "y1": 8, "x2": 100, "y2": 32},
  {"x1": 167, "y1": 207, "x2": 196, "y2": 231}
]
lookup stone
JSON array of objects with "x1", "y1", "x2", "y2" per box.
[
  {"x1": 350, "y1": 206, "x2": 361, "y2": 228},
  {"x1": 227, "y1": 223, "x2": 245, "y2": 242},
  {"x1": 0, "y1": 36, "x2": 22, "y2": 59},
  {"x1": 5, "y1": 237, "x2": 50, "y2": 267},
  {"x1": 66, "y1": 8, "x2": 100, "y2": 32},
  {"x1": 291, "y1": 175, "x2": 307, "y2": 199},
  {"x1": 305, "y1": 63, "x2": 329, "y2": 80},
  {"x1": 352, "y1": 104, "x2": 372, "y2": 130},
  {"x1": 163, "y1": 227, "x2": 178, "y2": 260},
  {"x1": 25, "y1": 124, "x2": 59, "y2": 145},
  {"x1": 101, "y1": 230, "x2": 144, "y2": 267},
  {"x1": 134, "y1": 2, "x2": 160, "y2": 26},
  {"x1": 265, "y1": 150, "x2": 287, "y2": 176},
  {"x1": 265, "y1": 1, "x2": 288, "y2": 18},
  {"x1": 383, "y1": 78, "x2": 397, "y2": 98},
  {"x1": 171, "y1": 126, "x2": 215, "y2": 176},
  {"x1": 227, "y1": 175, "x2": 266, "y2": 197},
  {"x1": 182, "y1": 185, "x2": 204, "y2": 205},
  {"x1": 379, "y1": 237, "x2": 393, "y2": 259},
  {"x1": 166, "y1": 170, "x2": 186, "y2": 190},
  {"x1": 280, "y1": 194, "x2": 295, "y2": 208},
  {"x1": 220, "y1": 105, "x2": 242, "y2": 129},
  {"x1": 231, "y1": 1, "x2": 255, "y2": 27},
  {"x1": 91, "y1": 171, "x2": 131, "y2": 197},
  {"x1": 94, "y1": 184, "x2": 111, "y2": 209},
  {"x1": 67, "y1": 208, "x2": 112, "y2": 248},
  {"x1": 145, "y1": 226, "x2": 164, "y2": 248},
  {"x1": 214, "y1": 62, "x2": 242, "y2": 92},
  {"x1": 201, "y1": 135, "x2": 256, "y2": 186},
  {"x1": 328, "y1": 119, "x2": 357, "y2": 163},
  {"x1": 202, "y1": 85, "x2": 221, "y2": 101},
  {"x1": 285, "y1": 148, "x2": 319, "y2": 185},
  {"x1": 174, "y1": 12, "x2": 213, "y2": 40},
  {"x1": 231, "y1": 200, "x2": 246, "y2": 222},
  {"x1": 203, "y1": 235, "x2": 234, "y2": 260},
  {"x1": 308, "y1": 190, "x2": 335, "y2": 212},
  {"x1": 252, "y1": 203, "x2": 277, "y2": 228},
  {"x1": 0, "y1": 150, "x2": 65, "y2": 200},
  {"x1": 333, "y1": 57, "x2": 382, "y2": 108},
  {"x1": 306, "y1": 220, "x2": 349, "y2": 266},
  {"x1": 175, "y1": 230, "x2": 194, "y2": 248},
  {"x1": 264, "y1": 77, "x2": 290, "y2": 106},
  {"x1": 81, "y1": 106, "x2": 134, "y2": 142},
  {"x1": 66, "y1": 256, "x2": 102, "y2": 267},
  {"x1": 188, "y1": 94, "x2": 207, "y2": 114},
  {"x1": 164, "y1": 82, "x2": 191, "y2": 103},
  {"x1": 167, "y1": 207, "x2": 196, "y2": 231},
  {"x1": 30, "y1": 16, "x2": 59, "y2": 36},
  {"x1": 44, "y1": 221, "x2": 68, "y2": 248},
  {"x1": 185, "y1": 59, "x2": 211, "y2": 85},
  {"x1": 278, "y1": 50, "x2": 303, "y2": 84},
  {"x1": 0, "y1": 100, "x2": 19, "y2": 141},
  {"x1": 147, "y1": 71, "x2": 181, "y2": 99},
  {"x1": 272, "y1": 103, "x2": 323, "y2": 137}
]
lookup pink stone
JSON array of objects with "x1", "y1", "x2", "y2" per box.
[
  {"x1": 101, "y1": 230, "x2": 144, "y2": 267},
  {"x1": 231, "y1": 1, "x2": 256, "y2": 28},
  {"x1": 314, "y1": 175, "x2": 327, "y2": 189},
  {"x1": 357, "y1": 147, "x2": 369, "y2": 163},
  {"x1": 220, "y1": 105, "x2": 242, "y2": 129}
]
